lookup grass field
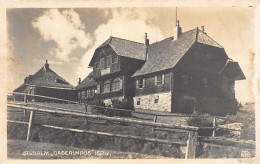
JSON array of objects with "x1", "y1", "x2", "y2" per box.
[{"x1": 7, "y1": 101, "x2": 255, "y2": 159}]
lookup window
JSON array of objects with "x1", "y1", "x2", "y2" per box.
[
  {"x1": 112, "y1": 79, "x2": 120, "y2": 91},
  {"x1": 155, "y1": 74, "x2": 164, "y2": 85},
  {"x1": 86, "y1": 90, "x2": 89, "y2": 98},
  {"x1": 95, "y1": 62, "x2": 100, "y2": 69},
  {"x1": 90, "y1": 88, "x2": 94, "y2": 97},
  {"x1": 78, "y1": 92, "x2": 81, "y2": 99},
  {"x1": 100, "y1": 58, "x2": 105, "y2": 69},
  {"x1": 137, "y1": 98, "x2": 140, "y2": 105},
  {"x1": 82, "y1": 91, "x2": 86, "y2": 98},
  {"x1": 112, "y1": 56, "x2": 118, "y2": 63},
  {"x1": 203, "y1": 78, "x2": 208, "y2": 88},
  {"x1": 154, "y1": 96, "x2": 159, "y2": 103},
  {"x1": 136, "y1": 79, "x2": 145, "y2": 89},
  {"x1": 102, "y1": 81, "x2": 110, "y2": 93}
]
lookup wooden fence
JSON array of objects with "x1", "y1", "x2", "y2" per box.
[
  {"x1": 7, "y1": 92, "x2": 255, "y2": 158},
  {"x1": 7, "y1": 103, "x2": 198, "y2": 159}
]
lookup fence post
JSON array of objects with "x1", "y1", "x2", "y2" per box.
[
  {"x1": 23, "y1": 93, "x2": 28, "y2": 120},
  {"x1": 84, "y1": 104, "x2": 88, "y2": 124},
  {"x1": 185, "y1": 130, "x2": 198, "y2": 159},
  {"x1": 152, "y1": 115, "x2": 157, "y2": 132},
  {"x1": 26, "y1": 110, "x2": 35, "y2": 141},
  {"x1": 212, "y1": 117, "x2": 216, "y2": 137}
]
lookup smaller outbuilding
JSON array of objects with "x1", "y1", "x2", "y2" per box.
[{"x1": 13, "y1": 60, "x2": 76, "y2": 101}]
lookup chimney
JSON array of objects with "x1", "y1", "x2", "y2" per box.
[
  {"x1": 44, "y1": 60, "x2": 49, "y2": 71},
  {"x1": 144, "y1": 33, "x2": 149, "y2": 46},
  {"x1": 201, "y1": 25, "x2": 204, "y2": 32},
  {"x1": 174, "y1": 20, "x2": 182, "y2": 40},
  {"x1": 78, "y1": 78, "x2": 81, "y2": 85}
]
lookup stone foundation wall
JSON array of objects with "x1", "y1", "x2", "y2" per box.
[{"x1": 133, "y1": 92, "x2": 171, "y2": 112}]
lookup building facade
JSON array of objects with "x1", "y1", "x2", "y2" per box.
[{"x1": 76, "y1": 22, "x2": 245, "y2": 115}]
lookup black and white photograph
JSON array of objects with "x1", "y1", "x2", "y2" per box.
[{"x1": 3, "y1": 1, "x2": 259, "y2": 162}]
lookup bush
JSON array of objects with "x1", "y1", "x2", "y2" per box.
[
  {"x1": 109, "y1": 99, "x2": 134, "y2": 117},
  {"x1": 187, "y1": 113, "x2": 213, "y2": 136},
  {"x1": 88, "y1": 99, "x2": 106, "y2": 115},
  {"x1": 187, "y1": 112, "x2": 213, "y2": 127}
]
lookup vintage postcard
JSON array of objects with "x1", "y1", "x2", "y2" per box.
[{"x1": 1, "y1": 0, "x2": 259, "y2": 163}]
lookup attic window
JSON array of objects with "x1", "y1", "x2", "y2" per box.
[{"x1": 112, "y1": 56, "x2": 118, "y2": 63}]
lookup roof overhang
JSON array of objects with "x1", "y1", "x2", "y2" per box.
[{"x1": 220, "y1": 60, "x2": 246, "y2": 80}]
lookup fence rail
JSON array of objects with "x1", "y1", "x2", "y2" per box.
[{"x1": 7, "y1": 103, "x2": 197, "y2": 159}]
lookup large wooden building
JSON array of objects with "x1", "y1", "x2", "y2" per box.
[
  {"x1": 14, "y1": 60, "x2": 76, "y2": 101},
  {"x1": 76, "y1": 22, "x2": 245, "y2": 115}
]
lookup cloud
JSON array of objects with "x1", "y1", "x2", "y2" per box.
[
  {"x1": 32, "y1": 9, "x2": 92, "y2": 61},
  {"x1": 76, "y1": 8, "x2": 165, "y2": 79}
]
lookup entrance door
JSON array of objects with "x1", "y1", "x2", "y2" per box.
[{"x1": 183, "y1": 99, "x2": 195, "y2": 114}]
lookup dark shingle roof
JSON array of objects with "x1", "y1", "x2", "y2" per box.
[
  {"x1": 14, "y1": 65, "x2": 74, "y2": 92},
  {"x1": 75, "y1": 72, "x2": 97, "y2": 90},
  {"x1": 132, "y1": 28, "x2": 223, "y2": 77},
  {"x1": 89, "y1": 37, "x2": 147, "y2": 66}
]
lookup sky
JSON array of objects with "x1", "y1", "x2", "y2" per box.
[{"x1": 7, "y1": 7, "x2": 255, "y2": 103}]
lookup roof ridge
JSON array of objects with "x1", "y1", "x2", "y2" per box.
[
  {"x1": 196, "y1": 28, "x2": 223, "y2": 48},
  {"x1": 150, "y1": 36, "x2": 174, "y2": 45},
  {"x1": 110, "y1": 36, "x2": 145, "y2": 45}
]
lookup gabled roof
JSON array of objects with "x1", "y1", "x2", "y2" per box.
[
  {"x1": 89, "y1": 37, "x2": 147, "y2": 66},
  {"x1": 220, "y1": 58, "x2": 246, "y2": 80},
  {"x1": 132, "y1": 28, "x2": 223, "y2": 77},
  {"x1": 75, "y1": 71, "x2": 97, "y2": 90},
  {"x1": 14, "y1": 63, "x2": 74, "y2": 92}
]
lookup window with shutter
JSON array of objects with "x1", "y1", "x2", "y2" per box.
[
  {"x1": 137, "y1": 79, "x2": 145, "y2": 89},
  {"x1": 107, "y1": 55, "x2": 112, "y2": 67},
  {"x1": 155, "y1": 75, "x2": 163, "y2": 85},
  {"x1": 162, "y1": 74, "x2": 165, "y2": 84}
]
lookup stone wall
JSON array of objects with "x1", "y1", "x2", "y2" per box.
[{"x1": 133, "y1": 92, "x2": 171, "y2": 112}]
